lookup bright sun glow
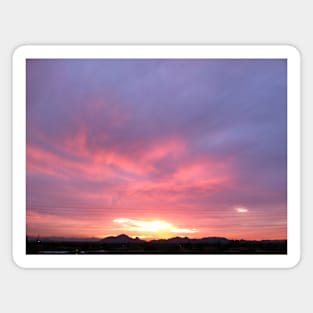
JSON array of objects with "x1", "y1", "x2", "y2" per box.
[{"x1": 113, "y1": 218, "x2": 198, "y2": 237}]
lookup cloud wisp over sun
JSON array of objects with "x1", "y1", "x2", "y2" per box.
[
  {"x1": 235, "y1": 207, "x2": 249, "y2": 213},
  {"x1": 113, "y1": 218, "x2": 198, "y2": 239}
]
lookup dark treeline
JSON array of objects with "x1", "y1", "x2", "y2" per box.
[{"x1": 26, "y1": 235, "x2": 287, "y2": 255}]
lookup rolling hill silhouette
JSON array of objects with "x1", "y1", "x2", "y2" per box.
[
  {"x1": 26, "y1": 234, "x2": 287, "y2": 255},
  {"x1": 100, "y1": 234, "x2": 144, "y2": 244}
]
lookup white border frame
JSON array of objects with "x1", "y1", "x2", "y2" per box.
[{"x1": 13, "y1": 45, "x2": 301, "y2": 269}]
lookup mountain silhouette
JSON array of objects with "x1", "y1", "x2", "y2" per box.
[
  {"x1": 199, "y1": 237, "x2": 229, "y2": 244},
  {"x1": 99, "y1": 234, "x2": 286, "y2": 245},
  {"x1": 27, "y1": 234, "x2": 287, "y2": 254},
  {"x1": 100, "y1": 234, "x2": 144, "y2": 244}
]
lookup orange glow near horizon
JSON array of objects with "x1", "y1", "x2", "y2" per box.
[
  {"x1": 26, "y1": 209, "x2": 287, "y2": 241},
  {"x1": 113, "y1": 217, "x2": 198, "y2": 239}
]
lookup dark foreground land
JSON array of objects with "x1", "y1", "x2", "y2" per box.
[{"x1": 26, "y1": 234, "x2": 287, "y2": 254}]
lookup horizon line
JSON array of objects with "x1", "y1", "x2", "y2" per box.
[{"x1": 26, "y1": 233, "x2": 288, "y2": 242}]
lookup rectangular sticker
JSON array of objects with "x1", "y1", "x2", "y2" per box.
[{"x1": 13, "y1": 45, "x2": 301, "y2": 268}]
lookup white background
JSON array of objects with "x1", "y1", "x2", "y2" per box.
[{"x1": 0, "y1": 1, "x2": 311, "y2": 312}]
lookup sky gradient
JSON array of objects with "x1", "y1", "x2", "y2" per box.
[{"x1": 26, "y1": 58, "x2": 287, "y2": 240}]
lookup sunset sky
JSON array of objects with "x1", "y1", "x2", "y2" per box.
[{"x1": 26, "y1": 58, "x2": 287, "y2": 240}]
